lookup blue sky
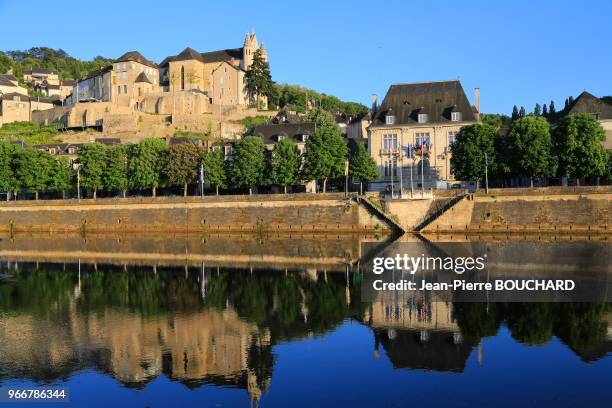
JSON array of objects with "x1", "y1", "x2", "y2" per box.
[{"x1": 1, "y1": 0, "x2": 610, "y2": 114}]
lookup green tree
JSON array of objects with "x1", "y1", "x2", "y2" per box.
[
  {"x1": 554, "y1": 113, "x2": 608, "y2": 185},
  {"x1": 519, "y1": 106, "x2": 526, "y2": 118},
  {"x1": 349, "y1": 143, "x2": 378, "y2": 195},
  {"x1": 230, "y1": 136, "x2": 266, "y2": 194},
  {"x1": 129, "y1": 138, "x2": 168, "y2": 197},
  {"x1": 450, "y1": 123, "x2": 497, "y2": 185},
  {"x1": 49, "y1": 157, "x2": 74, "y2": 198},
  {"x1": 104, "y1": 144, "x2": 130, "y2": 197},
  {"x1": 511, "y1": 105, "x2": 519, "y2": 120},
  {"x1": 77, "y1": 143, "x2": 107, "y2": 199},
  {"x1": 542, "y1": 103, "x2": 548, "y2": 118},
  {"x1": 505, "y1": 116, "x2": 556, "y2": 187},
  {"x1": 533, "y1": 103, "x2": 542, "y2": 116},
  {"x1": 270, "y1": 138, "x2": 301, "y2": 193},
  {"x1": 549, "y1": 100, "x2": 556, "y2": 116},
  {"x1": 0, "y1": 142, "x2": 18, "y2": 200},
  {"x1": 162, "y1": 143, "x2": 202, "y2": 196},
  {"x1": 14, "y1": 148, "x2": 55, "y2": 199},
  {"x1": 202, "y1": 148, "x2": 227, "y2": 195},
  {"x1": 244, "y1": 49, "x2": 274, "y2": 108}
]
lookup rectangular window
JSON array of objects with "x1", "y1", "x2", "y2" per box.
[
  {"x1": 448, "y1": 131, "x2": 458, "y2": 146},
  {"x1": 118, "y1": 85, "x2": 121, "y2": 94},
  {"x1": 122, "y1": 63, "x2": 126, "y2": 70},
  {"x1": 123, "y1": 85, "x2": 127, "y2": 93},
  {"x1": 384, "y1": 159, "x2": 397, "y2": 177},
  {"x1": 415, "y1": 132, "x2": 431, "y2": 146},
  {"x1": 418, "y1": 113, "x2": 428, "y2": 123},
  {"x1": 451, "y1": 111, "x2": 461, "y2": 121},
  {"x1": 277, "y1": 135, "x2": 285, "y2": 141},
  {"x1": 383, "y1": 134, "x2": 398, "y2": 150},
  {"x1": 302, "y1": 134, "x2": 309, "y2": 142},
  {"x1": 385, "y1": 114, "x2": 395, "y2": 125}
]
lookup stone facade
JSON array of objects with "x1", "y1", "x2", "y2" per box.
[{"x1": 367, "y1": 81, "x2": 479, "y2": 192}]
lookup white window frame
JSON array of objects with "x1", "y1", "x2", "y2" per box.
[
  {"x1": 451, "y1": 111, "x2": 461, "y2": 122},
  {"x1": 385, "y1": 114, "x2": 395, "y2": 125},
  {"x1": 418, "y1": 113, "x2": 428, "y2": 124}
]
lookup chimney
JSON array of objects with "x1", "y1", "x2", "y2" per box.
[
  {"x1": 371, "y1": 93, "x2": 377, "y2": 114},
  {"x1": 474, "y1": 88, "x2": 480, "y2": 113}
]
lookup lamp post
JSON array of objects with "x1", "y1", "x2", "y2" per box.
[
  {"x1": 73, "y1": 163, "x2": 81, "y2": 200},
  {"x1": 200, "y1": 163, "x2": 204, "y2": 199}
]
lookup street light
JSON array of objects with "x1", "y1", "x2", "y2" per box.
[{"x1": 73, "y1": 163, "x2": 81, "y2": 200}]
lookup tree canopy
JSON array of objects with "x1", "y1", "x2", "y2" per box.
[
  {"x1": 202, "y1": 148, "x2": 227, "y2": 195},
  {"x1": 450, "y1": 123, "x2": 497, "y2": 183},
  {"x1": 270, "y1": 138, "x2": 301, "y2": 192},
  {"x1": 554, "y1": 113, "x2": 608, "y2": 181},
  {"x1": 162, "y1": 143, "x2": 202, "y2": 196},
  {"x1": 129, "y1": 138, "x2": 168, "y2": 196},
  {"x1": 77, "y1": 143, "x2": 107, "y2": 198},
  {"x1": 244, "y1": 49, "x2": 274, "y2": 108},
  {"x1": 349, "y1": 143, "x2": 379, "y2": 194},
  {"x1": 229, "y1": 136, "x2": 266, "y2": 194},
  {"x1": 505, "y1": 116, "x2": 556, "y2": 185}
]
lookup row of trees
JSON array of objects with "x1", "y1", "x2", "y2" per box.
[
  {"x1": 0, "y1": 109, "x2": 379, "y2": 199},
  {"x1": 451, "y1": 113, "x2": 611, "y2": 187}
]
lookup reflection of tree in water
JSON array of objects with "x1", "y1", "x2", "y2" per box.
[
  {"x1": 455, "y1": 302, "x2": 610, "y2": 361},
  {"x1": 203, "y1": 268, "x2": 364, "y2": 342}
]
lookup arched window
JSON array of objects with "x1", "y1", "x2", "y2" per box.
[{"x1": 180, "y1": 66, "x2": 185, "y2": 90}]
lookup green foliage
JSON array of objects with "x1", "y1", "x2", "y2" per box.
[
  {"x1": 161, "y1": 143, "x2": 202, "y2": 193},
  {"x1": 302, "y1": 109, "x2": 348, "y2": 190},
  {"x1": 505, "y1": 116, "x2": 556, "y2": 180},
  {"x1": 0, "y1": 142, "x2": 18, "y2": 193},
  {"x1": 77, "y1": 143, "x2": 107, "y2": 193},
  {"x1": 128, "y1": 138, "x2": 168, "y2": 192},
  {"x1": 0, "y1": 121, "x2": 60, "y2": 145},
  {"x1": 2, "y1": 47, "x2": 112, "y2": 81},
  {"x1": 304, "y1": 107, "x2": 338, "y2": 129},
  {"x1": 103, "y1": 144, "x2": 130, "y2": 193},
  {"x1": 270, "y1": 138, "x2": 301, "y2": 189},
  {"x1": 450, "y1": 123, "x2": 497, "y2": 182},
  {"x1": 49, "y1": 157, "x2": 74, "y2": 193},
  {"x1": 533, "y1": 103, "x2": 542, "y2": 116},
  {"x1": 481, "y1": 113, "x2": 511, "y2": 128},
  {"x1": 554, "y1": 113, "x2": 608, "y2": 179},
  {"x1": 229, "y1": 136, "x2": 266, "y2": 190},
  {"x1": 269, "y1": 83, "x2": 368, "y2": 116},
  {"x1": 236, "y1": 115, "x2": 270, "y2": 131},
  {"x1": 244, "y1": 49, "x2": 274, "y2": 106},
  {"x1": 202, "y1": 148, "x2": 227, "y2": 193},
  {"x1": 14, "y1": 148, "x2": 55, "y2": 195},
  {"x1": 349, "y1": 143, "x2": 378, "y2": 184}
]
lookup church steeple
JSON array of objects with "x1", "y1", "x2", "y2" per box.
[{"x1": 242, "y1": 30, "x2": 259, "y2": 69}]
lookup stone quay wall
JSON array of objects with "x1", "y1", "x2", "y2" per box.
[
  {"x1": 0, "y1": 194, "x2": 390, "y2": 234},
  {"x1": 422, "y1": 188, "x2": 611, "y2": 233}
]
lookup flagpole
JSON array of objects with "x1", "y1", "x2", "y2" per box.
[
  {"x1": 420, "y1": 144, "x2": 424, "y2": 198},
  {"x1": 409, "y1": 145, "x2": 414, "y2": 198}
]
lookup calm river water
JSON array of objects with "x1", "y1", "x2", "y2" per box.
[{"x1": 0, "y1": 233, "x2": 610, "y2": 407}]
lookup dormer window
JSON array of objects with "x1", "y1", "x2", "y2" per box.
[
  {"x1": 277, "y1": 135, "x2": 285, "y2": 141},
  {"x1": 385, "y1": 110, "x2": 395, "y2": 125},
  {"x1": 302, "y1": 134, "x2": 309, "y2": 142},
  {"x1": 451, "y1": 111, "x2": 462, "y2": 122},
  {"x1": 418, "y1": 113, "x2": 428, "y2": 124}
]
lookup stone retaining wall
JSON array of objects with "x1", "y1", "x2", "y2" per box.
[{"x1": 0, "y1": 194, "x2": 390, "y2": 233}]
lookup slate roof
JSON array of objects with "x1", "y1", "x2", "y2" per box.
[
  {"x1": 371, "y1": 80, "x2": 477, "y2": 127},
  {"x1": 556, "y1": 91, "x2": 612, "y2": 121},
  {"x1": 0, "y1": 74, "x2": 18, "y2": 86},
  {"x1": 253, "y1": 123, "x2": 316, "y2": 145},
  {"x1": 134, "y1": 72, "x2": 152, "y2": 84},
  {"x1": 114, "y1": 51, "x2": 158, "y2": 68},
  {"x1": 61, "y1": 80, "x2": 76, "y2": 86},
  {"x1": 80, "y1": 65, "x2": 113, "y2": 81},
  {"x1": 29, "y1": 68, "x2": 57, "y2": 75},
  {"x1": 160, "y1": 47, "x2": 244, "y2": 66},
  {"x1": 0, "y1": 92, "x2": 30, "y2": 102}
]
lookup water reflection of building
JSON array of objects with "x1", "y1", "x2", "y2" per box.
[
  {"x1": 364, "y1": 296, "x2": 479, "y2": 372},
  {"x1": 0, "y1": 306, "x2": 271, "y2": 404}
]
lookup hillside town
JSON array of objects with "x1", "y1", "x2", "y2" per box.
[{"x1": 0, "y1": 32, "x2": 611, "y2": 199}]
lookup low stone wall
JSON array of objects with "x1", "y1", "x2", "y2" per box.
[
  {"x1": 423, "y1": 189, "x2": 612, "y2": 233},
  {"x1": 0, "y1": 194, "x2": 390, "y2": 233}
]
